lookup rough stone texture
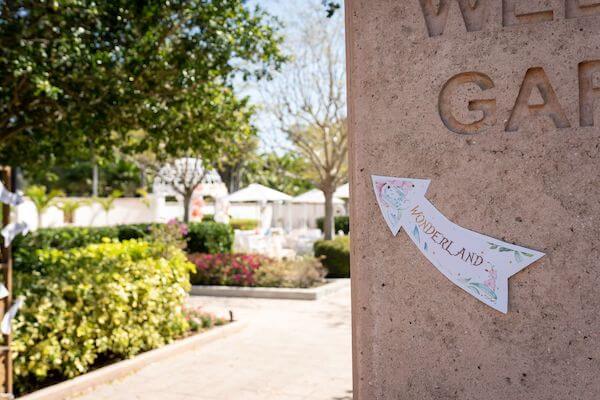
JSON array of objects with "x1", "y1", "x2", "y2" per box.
[{"x1": 346, "y1": 1, "x2": 600, "y2": 399}]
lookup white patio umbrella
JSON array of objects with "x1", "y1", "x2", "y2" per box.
[
  {"x1": 292, "y1": 189, "x2": 345, "y2": 205},
  {"x1": 225, "y1": 184, "x2": 292, "y2": 203},
  {"x1": 225, "y1": 184, "x2": 292, "y2": 232}
]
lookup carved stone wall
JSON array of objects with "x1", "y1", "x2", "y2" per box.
[{"x1": 346, "y1": 1, "x2": 600, "y2": 398}]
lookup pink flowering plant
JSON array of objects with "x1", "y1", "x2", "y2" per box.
[
  {"x1": 188, "y1": 253, "x2": 327, "y2": 288},
  {"x1": 189, "y1": 253, "x2": 269, "y2": 286},
  {"x1": 183, "y1": 306, "x2": 226, "y2": 332}
]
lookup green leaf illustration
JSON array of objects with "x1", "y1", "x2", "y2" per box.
[{"x1": 514, "y1": 251, "x2": 523, "y2": 263}]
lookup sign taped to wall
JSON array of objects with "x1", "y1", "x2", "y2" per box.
[{"x1": 372, "y1": 175, "x2": 545, "y2": 313}]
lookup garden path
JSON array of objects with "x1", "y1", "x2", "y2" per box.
[{"x1": 73, "y1": 281, "x2": 352, "y2": 400}]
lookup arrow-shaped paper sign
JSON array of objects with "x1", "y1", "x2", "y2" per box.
[{"x1": 372, "y1": 175, "x2": 545, "y2": 313}]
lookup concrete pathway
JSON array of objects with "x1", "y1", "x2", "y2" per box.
[{"x1": 73, "y1": 282, "x2": 352, "y2": 400}]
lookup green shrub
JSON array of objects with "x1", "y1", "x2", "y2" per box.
[
  {"x1": 13, "y1": 226, "x2": 121, "y2": 273},
  {"x1": 14, "y1": 222, "x2": 231, "y2": 273},
  {"x1": 201, "y1": 214, "x2": 215, "y2": 222},
  {"x1": 13, "y1": 226, "x2": 119, "y2": 252},
  {"x1": 229, "y1": 218, "x2": 259, "y2": 230},
  {"x1": 186, "y1": 222, "x2": 233, "y2": 254},
  {"x1": 254, "y1": 257, "x2": 327, "y2": 288},
  {"x1": 116, "y1": 223, "x2": 153, "y2": 241},
  {"x1": 313, "y1": 236, "x2": 350, "y2": 278},
  {"x1": 12, "y1": 240, "x2": 195, "y2": 394},
  {"x1": 12, "y1": 225, "x2": 157, "y2": 273},
  {"x1": 316, "y1": 216, "x2": 350, "y2": 234}
]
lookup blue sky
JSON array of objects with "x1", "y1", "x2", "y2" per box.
[{"x1": 238, "y1": 0, "x2": 346, "y2": 151}]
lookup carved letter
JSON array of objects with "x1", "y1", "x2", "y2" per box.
[
  {"x1": 503, "y1": 0, "x2": 554, "y2": 26},
  {"x1": 566, "y1": 0, "x2": 600, "y2": 19},
  {"x1": 439, "y1": 72, "x2": 497, "y2": 135},
  {"x1": 579, "y1": 60, "x2": 600, "y2": 127},
  {"x1": 506, "y1": 68, "x2": 571, "y2": 132},
  {"x1": 418, "y1": 0, "x2": 491, "y2": 37}
]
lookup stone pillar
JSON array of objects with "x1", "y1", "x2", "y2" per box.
[{"x1": 346, "y1": 1, "x2": 600, "y2": 399}]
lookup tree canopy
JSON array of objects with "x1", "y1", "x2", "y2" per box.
[
  {"x1": 265, "y1": 8, "x2": 346, "y2": 239},
  {"x1": 0, "y1": 0, "x2": 285, "y2": 166},
  {"x1": 242, "y1": 151, "x2": 314, "y2": 196}
]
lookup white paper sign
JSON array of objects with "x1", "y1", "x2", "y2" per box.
[
  {"x1": 372, "y1": 175, "x2": 545, "y2": 313},
  {"x1": 1, "y1": 222, "x2": 29, "y2": 247},
  {"x1": 1, "y1": 297, "x2": 23, "y2": 335},
  {"x1": 0, "y1": 180, "x2": 23, "y2": 207}
]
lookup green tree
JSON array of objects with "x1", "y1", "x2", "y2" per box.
[
  {"x1": 95, "y1": 190, "x2": 123, "y2": 225},
  {"x1": 24, "y1": 185, "x2": 64, "y2": 228},
  {"x1": 55, "y1": 198, "x2": 89, "y2": 225},
  {"x1": 24, "y1": 157, "x2": 144, "y2": 197},
  {"x1": 216, "y1": 136, "x2": 260, "y2": 193},
  {"x1": 0, "y1": 0, "x2": 285, "y2": 167},
  {"x1": 243, "y1": 152, "x2": 314, "y2": 196},
  {"x1": 135, "y1": 84, "x2": 258, "y2": 223}
]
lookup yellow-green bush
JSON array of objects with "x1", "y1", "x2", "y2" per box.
[{"x1": 12, "y1": 240, "x2": 195, "y2": 394}]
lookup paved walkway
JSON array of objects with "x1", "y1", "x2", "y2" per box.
[{"x1": 73, "y1": 282, "x2": 352, "y2": 400}]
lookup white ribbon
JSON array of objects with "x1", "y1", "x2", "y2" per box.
[
  {"x1": 0, "y1": 284, "x2": 8, "y2": 300},
  {"x1": 1, "y1": 297, "x2": 23, "y2": 335},
  {"x1": 0, "y1": 180, "x2": 23, "y2": 207},
  {"x1": 1, "y1": 222, "x2": 29, "y2": 247},
  {"x1": 372, "y1": 175, "x2": 545, "y2": 313}
]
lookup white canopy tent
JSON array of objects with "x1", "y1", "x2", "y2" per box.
[
  {"x1": 289, "y1": 189, "x2": 346, "y2": 230},
  {"x1": 225, "y1": 184, "x2": 293, "y2": 203},
  {"x1": 224, "y1": 184, "x2": 293, "y2": 232},
  {"x1": 292, "y1": 189, "x2": 345, "y2": 205}
]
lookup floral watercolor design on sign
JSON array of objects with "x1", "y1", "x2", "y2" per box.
[{"x1": 372, "y1": 175, "x2": 545, "y2": 313}]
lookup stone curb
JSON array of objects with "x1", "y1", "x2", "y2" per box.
[
  {"x1": 190, "y1": 278, "x2": 350, "y2": 300},
  {"x1": 18, "y1": 321, "x2": 247, "y2": 400}
]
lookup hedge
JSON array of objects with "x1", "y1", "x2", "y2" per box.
[
  {"x1": 201, "y1": 214, "x2": 215, "y2": 222},
  {"x1": 229, "y1": 218, "x2": 259, "y2": 231},
  {"x1": 186, "y1": 222, "x2": 234, "y2": 254},
  {"x1": 12, "y1": 240, "x2": 194, "y2": 394},
  {"x1": 316, "y1": 216, "x2": 349, "y2": 234},
  {"x1": 13, "y1": 222, "x2": 233, "y2": 273},
  {"x1": 313, "y1": 236, "x2": 350, "y2": 278},
  {"x1": 13, "y1": 226, "x2": 132, "y2": 273}
]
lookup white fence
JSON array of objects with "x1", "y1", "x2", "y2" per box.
[{"x1": 14, "y1": 196, "x2": 346, "y2": 230}]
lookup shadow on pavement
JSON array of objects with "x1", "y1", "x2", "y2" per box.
[{"x1": 331, "y1": 390, "x2": 353, "y2": 399}]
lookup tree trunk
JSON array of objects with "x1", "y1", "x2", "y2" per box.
[
  {"x1": 183, "y1": 191, "x2": 192, "y2": 223},
  {"x1": 92, "y1": 164, "x2": 99, "y2": 197},
  {"x1": 323, "y1": 187, "x2": 335, "y2": 240},
  {"x1": 140, "y1": 169, "x2": 147, "y2": 189}
]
